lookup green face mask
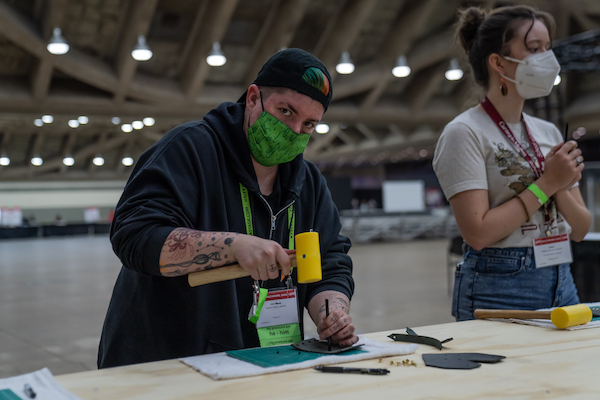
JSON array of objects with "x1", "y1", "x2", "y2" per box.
[{"x1": 247, "y1": 110, "x2": 310, "y2": 167}]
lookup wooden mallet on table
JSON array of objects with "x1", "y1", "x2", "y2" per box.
[
  {"x1": 187, "y1": 231, "x2": 322, "y2": 287},
  {"x1": 474, "y1": 304, "x2": 594, "y2": 329}
]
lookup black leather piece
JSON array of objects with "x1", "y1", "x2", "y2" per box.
[{"x1": 422, "y1": 353, "x2": 505, "y2": 369}]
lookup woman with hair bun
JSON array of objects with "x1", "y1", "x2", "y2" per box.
[{"x1": 433, "y1": 5, "x2": 591, "y2": 321}]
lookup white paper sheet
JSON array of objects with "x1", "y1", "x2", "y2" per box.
[{"x1": 180, "y1": 335, "x2": 418, "y2": 380}]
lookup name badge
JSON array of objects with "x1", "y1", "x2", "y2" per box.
[
  {"x1": 255, "y1": 288, "x2": 301, "y2": 347},
  {"x1": 533, "y1": 234, "x2": 573, "y2": 268},
  {"x1": 255, "y1": 288, "x2": 299, "y2": 328}
]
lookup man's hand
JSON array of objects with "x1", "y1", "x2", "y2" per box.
[
  {"x1": 309, "y1": 291, "x2": 358, "y2": 347},
  {"x1": 159, "y1": 229, "x2": 293, "y2": 279},
  {"x1": 231, "y1": 235, "x2": 293, "y2": 281}
]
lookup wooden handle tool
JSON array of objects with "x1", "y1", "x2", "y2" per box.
[
  {"x1": 187, "y1": 254, "x2": 297, "y2": 287},
  {"x1": 474, "y1": 309, "x2": 552, "y2": 320},
  {"x1": 474, "y1": 304, "x2": 593, "y2": 329}
]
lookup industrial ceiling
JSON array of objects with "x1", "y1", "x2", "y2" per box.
[{"x1": 0, "y1": 0, "x2": 599, "y2": 182}]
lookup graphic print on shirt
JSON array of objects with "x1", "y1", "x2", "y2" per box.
[
  {"x1": 493, "y1": 143, "x2": 560, "y2": 236},
  {"x1": 494, "y1": 143, "x2": 535, "y2": 194}
]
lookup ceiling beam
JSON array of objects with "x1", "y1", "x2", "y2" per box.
[
  {"x1": 179, "y1": 0, "x2": 239, "y2": 100},
  {"x1": 304, "y1": 124, "x2": 342, "y2": 158},
  {"x1": 405, "y1": 61, "x2": 449, "y2": 113},
  {"x1": 332, "y1": 29, "x2": 456, "y2": 101},
  {"x1": 31, "y1": 0, "x2": 68, "y2": 102},
  {"x1": 359, "y1": 0, "x2": 439, "y2": 112},
  {"x1": 2, "y1": 134, "x2": 130, "y2": 179},
  {"x1": 243, "y1": 0, "x2": 310, "y2": 87},
  {"x1": 314, "y1": 0, "x2": 379, "y2": 76},
  {"x1": 0, "y1": 2, "x2": 186, "y2": 106},
  {"x1": 113, "y1": 0, "x2": 160, "y2": 103}
]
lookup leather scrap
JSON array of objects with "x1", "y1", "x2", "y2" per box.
[
  {"x1": 291, "y1": 338, "x2": 364, "y2": 354},
  {"x1": 422, "y1": 353, "x2": 505, "y2": 369},
  {"x1": 388, "y1": 327, "x2": 453, "y2": 350}
]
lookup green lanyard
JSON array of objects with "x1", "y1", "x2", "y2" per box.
[
  {"x1": 240, "y1": 183, "x2": 296, "y2": 329},
  {"x1": 239, "y1": 183, "x2": 295, "y2": 249}
]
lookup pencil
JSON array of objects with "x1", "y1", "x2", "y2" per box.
[{"x1": 564, "y1": 122, "x2": 569, "y2": 142}]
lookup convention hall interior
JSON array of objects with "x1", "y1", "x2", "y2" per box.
[{"x1": 1, "y1": 0, "x2": 600, "y2": 380}]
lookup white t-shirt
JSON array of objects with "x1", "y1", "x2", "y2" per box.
[{"x1": 433, "y1": 105, "x2": 571, "y2": 248}]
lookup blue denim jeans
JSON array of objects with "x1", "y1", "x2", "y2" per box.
[{"x1": 452, "y1": 246, "x2": 580, "y2": 321}]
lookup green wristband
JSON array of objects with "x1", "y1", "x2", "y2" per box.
[{"x1": 528, "y1": 183, "x2": 548, "y2": 205}]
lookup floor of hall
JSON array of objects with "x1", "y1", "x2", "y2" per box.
[{"x1": 0, "y1": 235, "x2": 454, "y2": 379}]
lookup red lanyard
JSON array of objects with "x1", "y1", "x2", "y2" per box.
[{"x1": 481, "y1": 96, "x2": 545, "y2": 179}]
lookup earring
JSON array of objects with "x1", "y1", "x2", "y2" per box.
[{"x1": 500, "y1": 76, "x2": 508, "y2": 96}]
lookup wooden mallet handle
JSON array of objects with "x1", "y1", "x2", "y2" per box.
[
  {"x1": 474, "y1": 309, "x2": 552, "y2": 320},
  {"x1": 474, "y1": 304, "x2": 593, "y2": 329},
  {"x1": 187, "y1": 254, "x2": 297, "y2": 287}
]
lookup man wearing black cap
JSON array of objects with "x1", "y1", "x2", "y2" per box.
[{"x1": 98, "y1": 48, "x2": 356, "y2": 368}]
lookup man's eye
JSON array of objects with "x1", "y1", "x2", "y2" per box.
[{"x1": 280, "y1": 108, "x2": 291, "y2": 116}]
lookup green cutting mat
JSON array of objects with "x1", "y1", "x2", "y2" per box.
[
  {"x1": 0, "y1": 389, "x2": 21, "y2": 400},
  {"x1": 226, "y1": 344, "x2": 366, "y2": 368}
]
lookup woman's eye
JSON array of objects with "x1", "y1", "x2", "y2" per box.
[{"x1": 280, "y1": 108, "x2": 291, "y2": 116}]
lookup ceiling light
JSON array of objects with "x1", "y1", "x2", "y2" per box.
[
  {"x1": 121, "y1": 124, "x2": 133, "y2": 133},
  {"x1": 315, "y1": 123, "x2": 329, "y2": 134},
  {"x1": 42, "y1": 115, "x2": 54, "y2": 123},
  {"x1": 47, "y1": 27, "x2": 69, "y2": 55},
  {"x1": 445, "y1": 58, "x2": 463, "y2": 81},
  {"x1": 92, "y1": 155, "x2": 105, "y2": 166},
  {"x1": 554, "y1": 75, "x2": 561, "y2": 86},
  {"x1": 78, "y1": 116, "x2": 89, "y2": 124},
  {"x1": 68, "y1": 119, "x2": 80, "y2": 128},
  {"x1": 206, "y1": 42, "x2": 226, "y2": 67},
  {"x1": 62, "y1": 156, "x2": 75, "y2": 166},
  {"x1": 143, "y1": 117, "x2": 155, "y2": 126},
  {"x1": 336, "y1": 52, "x2": 355, "y2": 74},
  {"x1": 131, "y1": 35, "x2": 153, "y2": 61},
  {"x1": 34, "y1": 119, "x2": 44, "y2": 127},
  {"x1": 0, "y1": 154, "x2": 10, "y2": 166},
  {"x1": 122, "y1": 156, "x2": 134, "y2": 166},
  {"x1": 132, "y1": 120, "x2": 144, "y2": 130},
  {"x1": 392, "y1": 55, "x2": 411, "y2": 78},
  {"x1": 112, "y1": 117, "x2": 121, "y2": 125},
  {"x1": 31, "y1": 155, "x2": 43, "y2": 166}
]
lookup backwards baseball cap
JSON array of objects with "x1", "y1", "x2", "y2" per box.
[{"x1": 238, "y1": 48, "x2": 332, "y2": 111}]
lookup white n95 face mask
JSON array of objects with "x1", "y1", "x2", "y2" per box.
[{"x1": 501, "y1": 50, "x2": 561, "y2": 99}]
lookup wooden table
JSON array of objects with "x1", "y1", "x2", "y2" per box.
[{"x1": 56, "y1": 320, "x2": 600, "y2": 399}]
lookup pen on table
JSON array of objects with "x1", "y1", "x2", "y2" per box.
[
  {"x1": 325, "y1": 298, "x2": 331, "y2": 351},
  {"x1": 314, "y1": 366, "x2": 390, "y2": 375},
  {"x1": 24, "y1": 383, "x2": 36, "y2": 399},
  {"x1": 564, "y1": 122, "x2": 569, "y2": 142}
]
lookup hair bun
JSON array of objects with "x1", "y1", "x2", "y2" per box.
[{"x1": 457, "y1": 7, "x2": 486, "y2": 54}]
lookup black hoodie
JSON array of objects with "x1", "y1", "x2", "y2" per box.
[{"x1": 97, "y1": 102, "x2": 354, "y2": 368}]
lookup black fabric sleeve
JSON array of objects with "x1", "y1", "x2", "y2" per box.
[{"x1": 110, "y1": 125, "x2": 210, "y2": 276}]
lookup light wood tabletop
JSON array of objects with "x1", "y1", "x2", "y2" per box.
[{"x1": 56, "y1": 319, "x2": 600, "y2": 399}]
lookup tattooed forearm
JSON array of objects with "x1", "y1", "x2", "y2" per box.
[
  {"x1": 159, "y1": 228, "x2": 240, "y2": 277},
  {"x1": 161, "y1": 252, "x2": 221, "y2": 270}
]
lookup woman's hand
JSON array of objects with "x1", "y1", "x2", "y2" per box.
[{"x1": 541, "y1": 140, "x2": 583, "y2": 195}]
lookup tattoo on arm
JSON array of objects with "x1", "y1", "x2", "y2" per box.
[{"x1": 159, "y1": 228, "x2": 239, "y2": 275}]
